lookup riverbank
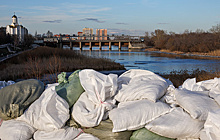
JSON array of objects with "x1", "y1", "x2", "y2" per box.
[
  {"x1": 0, "y1": 46, "x2": 125, "y2": 82},
  {"x1": 145, "y1": 48, "x2": 220, "y2": 59},
  {"x1": 1, "y1": 46, "x2": 220, "y2": 87}
]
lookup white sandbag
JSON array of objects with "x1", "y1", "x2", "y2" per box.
[
  {"x1": 209, "y1": 78, "x2": 220, "y2": 106},
  {"x1": 115, "y1": 69, "x2": 169, "y2": 102},
  {"x1": 177, "y1": 138, "x2": 199, "y2": 140},
  {"x1": 198, "y1": 77, "x2": 220, "y2": 91},
  {"x1": 175, "y1": 89, "x2": 220, "y2": 121},
  {"x1": 160, "y1": 85, "x2": 178, "y2": 107},
  {"x1": 210, "y1": 92, "x2": 220, "y2": 106},
  {"x1": 200, "y1": 110, "x2": 220, "y2": 140},
  {"x1": 0, "y1": 80, "x2": 15, "y2": 89},
  {"x1": 109, "y1": 99, "x2": 171, "y2": 132},
  {"x1": 180, "y1": 78, "x2": 204, "y2": 91},
  {"x1": 0, "y1": 118, "x2": 2, "y2": 126},
  {"x1": 72, "y1": 69, "x2": 118, "y2": 127},
  {"x1": 0, "y1": 119, "x2": 36, "y2": 140},
  {"x1": 17, "y1": 83, "x2": 69, "y2": 131},
  {"x1": 181, "y1": 77, "x2": 220, "y2": 106},
  {"x1": 33, "y1": 126, "x2": 83, "y2": 140},
  {"x1": 181, "y1": 77, "x2": 220, "y2": 92},
  {"x1": 146, "y1": 107, "x2": 204, "y2": 139},
  {"x1": 180, "y1": 78, "x2": 210, "y2": 96},
  {"x1": 75, "y1": 133, "x2": 100, "y2": 140}
]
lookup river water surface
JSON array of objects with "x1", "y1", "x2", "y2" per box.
[{"x1": 72, "y1": 46, "x2": 220, "y2": 74}]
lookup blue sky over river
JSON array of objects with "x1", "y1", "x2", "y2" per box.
[{"x1": 0, "y1": 0, "x2": 219, "y2": 35}]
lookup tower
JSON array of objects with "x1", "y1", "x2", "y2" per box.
[{"x1": 12, "y1": 13, "x2": 18, "y2": 26}]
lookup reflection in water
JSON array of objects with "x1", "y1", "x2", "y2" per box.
[{"x1": 73, "y1": 46, "x2": 220, "y2": 74}]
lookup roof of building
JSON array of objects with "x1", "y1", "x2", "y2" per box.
[{"x1": 12, "y1": 14, "x2": 17, "y2": 18}]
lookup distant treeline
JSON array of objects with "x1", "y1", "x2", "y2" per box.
[
  {"x1": 0, "y1": 31, "x2": 34, "y2": 50},
  {"x1": 144, "y1": 24, "x2": 220, "y2": 53}
]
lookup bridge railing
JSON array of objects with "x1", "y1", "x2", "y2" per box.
[{"x1": 44, "y1": 35, "x2": 144, "y2": 42}]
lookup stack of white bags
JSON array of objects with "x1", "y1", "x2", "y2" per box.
[{"x1": 0, "y1": 69, "x2": 220, "y2": 140}]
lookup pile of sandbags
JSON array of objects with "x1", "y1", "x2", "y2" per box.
[
  {"x1": 0, "y1": 72, "x2": 99, "y2": 140},
  {"x1": 1, "y1": 69, "x2": 220, "y2": 140}
]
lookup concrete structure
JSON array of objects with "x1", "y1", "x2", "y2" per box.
[
  {"x1": 83, "y1": 28, "x2": 93, "y2": 40},
  {"x1": 6, "y1": 14, "x2": 28, "y2": 42},
  {"x1": 44, "y1": 35, "x2": 147, "y2": 51},
  {"x1": 96, "y1": 29, "x2": 107, "y2": 40}
]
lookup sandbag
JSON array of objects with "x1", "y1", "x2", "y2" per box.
[
  {"x1": 160, "y1": 85, "x2": 178, "y2": 107},
  {"x1": 0, "y1": 119, "x2": 36, "y2": 140},
  {"x1": 145, "y1": 107, "x2": 205, "y2": 139},
  {"x1": 0, "y1": 79, "x2": 44, "y2": 120},
  {"x1": 109, "y1": 99, "x2": 171, "y2": 132},
  {"x1": 33, "y1": 126, "x2": 82, "y2": 140},
  {"x1": 72, "y1": 69, "x2": 118, "y2": 127},
  {"x1": 130, "y1": 128, "x2": 174, "y2": 140},
  {"x1": 180, "y1": 77, "x2": 220, "y2": 93},
  {"x1": 75, "y1": 133, "x2": 100, "y2": 140},
  {"x1": 0, "y1": 80, "x2": 15, "y2": 89},
  {"x1": 55, "y1": 70, "x2": 85, "y2": 107},
  {"x1": 180, "y1": 78, "x2": 204, "y2": 91},
  {"x1": 17, "y1": 83, "x2": 69, "y2": 131},
  {"x1": 176, "y1": 138, "x2": 200, "y2": 140},
  {"x1": 209, "y1": 78, "x2": 220, "y2": 106},
  {"x1": 0, "y1": 118, "x2": 2, "y2": 126},
  {"x1": 200, "y1": 109, "x2": 220, "y2": 140},
  {"x1": 115, "y1": 69, "x2": 169, "y2": 103},
  {"x1": 175, "y1": 89, "x2": 220, "y2": 121},
  {"x1": 210, "y1": 91, "x2": 220, "y2": 106},
  {"x1": 83, "y1": 119, "x2": 132, "y2": 140}
]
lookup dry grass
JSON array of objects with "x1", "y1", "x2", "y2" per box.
[
  {"x1": 0, "y1": 46, "x2": 125, "y2": 82},
  {"x1": 191, "y1": 49, "x2": 220, "y2": 57},
  {"x1": 145, "y1": 48, "x2": 220, "y2": 60},
  {"x1": 161, "y1": 69, "x2": 220, "y2": 87}
]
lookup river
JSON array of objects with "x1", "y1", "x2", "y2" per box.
[{"x1": 71, "y1": 46, "x2": 220, "y2": 74}]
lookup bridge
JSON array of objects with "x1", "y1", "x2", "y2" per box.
[{"x1": 43, "y1": 35, "x2": 146, "y2": 50}]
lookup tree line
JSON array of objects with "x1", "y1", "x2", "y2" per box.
[
  {"x1": 144, "y1": 24, "x2": 220, "y2": 53},
  {"x1": 0, "y1": 31, "x2": 34, "y2": 50}
]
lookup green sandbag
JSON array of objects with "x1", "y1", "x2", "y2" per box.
[
  {"x1": 0, "y1": 79, "x2": 44, "y2": 120},
  {"x1": 55, "y1": 70, "x2": 84, "y2": 107},
  {"x1": 83, "y1": 119, "x2": 132, "y2": 140},
  {"x1": 130, "y1": 128, "x2": 175, "y2": 140}
]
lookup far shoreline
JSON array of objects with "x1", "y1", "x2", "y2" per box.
[{"x1": 144, "y1": 48, "x2": 220, "y2": 60}]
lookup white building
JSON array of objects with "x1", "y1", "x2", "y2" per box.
[
  {"x1": 83, "y1": 27, "x2": 93, "y2": 40},
  {"x1": 6, "y1": 14, "x2": 28, "y2": 42}
]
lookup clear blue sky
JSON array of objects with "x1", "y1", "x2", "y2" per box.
[{"x1": 0, "y1": 0, "x2": 219, "y2": 35}]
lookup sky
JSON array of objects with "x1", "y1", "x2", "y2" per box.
[{"x1": 0, "y1": 0, "x2": 219, "y2": 36}]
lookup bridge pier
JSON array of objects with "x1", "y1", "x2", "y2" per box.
[
  {"x1": 89, "y1": 42, "x2": 92, "y2": 50},
  {"x1": 119, "y1": 41, "x2": 121, "y2": 51},
  {"x1": 128, "y1": 42, "x2": 132, "y2": 49},
  {"x1": 99, "y1": 42, "x2": 102, "y2": 50},
  {"x1": 79, "y1": 42, "x2": 82, "y2": 50},
  {"x1": 70, "y1": 41, "x2": 73, "y2": 50},
  {"x1": 109, "y1": 42, "x2": 111, "y2": 50}
]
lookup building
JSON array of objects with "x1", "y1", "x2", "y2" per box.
[
  {"x1": 77, "y1": 32, "x2": 83, "y2": 40},
  {"x1": 6, "y1": 13, "x2": 28, "y2": 42},
  {"x1": 83, "y1": 28, "x2": 93, "y2": 40},
  {"x1": 96, "y1": 29, "x2": 107, "y2": 40}
]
